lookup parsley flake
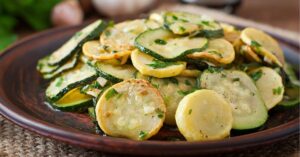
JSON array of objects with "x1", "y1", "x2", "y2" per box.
[
  {"x1": 139, "y1": 131, "x2": 148, "y2": 140},
  {"x1": 154, "y1": 39, "x2": 167, "y2": 45},
  {"x1": 147, "y1": 59, "x2": 178, "y2": 69},
  {"x1": 273, "y1": 86, "x2": 283, "y2": 95},
  {"x1": 250, "y1": 70, "x2": 263, "y2": 81},
  {"x1": 105, "y1": 88, "x2": 118, "y2": 100}
]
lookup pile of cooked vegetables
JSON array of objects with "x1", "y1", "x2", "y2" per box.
[{"x1": 37, "y1": 11, "x2": 300, "y2": 141}]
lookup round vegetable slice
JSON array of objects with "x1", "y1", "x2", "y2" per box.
[
  {"x1": 249, "y1": 67, "x2": 284, "y2": 109},
  {"x1": 241, "y1": 27, "x2": 285, "y2": 66},
  {"x1": 240, "y1": 45, "x2": 262, "y2": 63},
  {"x1": 96, "y1": 79, "x2": 166, "y2": 140},
  {"x1": 135, "y1": 28, "x2": 208, "y2": 60},
  {"x1": 82, "y1": 40, "x2": 131, "y2": 60},
  {"x1": 100, "y1": 19, "x2": 152, "y2": 53},
  {"x1": 187, "y1": 38, "x2": 235, "y2": 64},
  {"x1": 175, "y1": 89, "x2": 233, "y2": 141},
  {"x1": 131, "y1": 50, "x2": 186, "y2": 78},
  {"x1": 200, "y1": 70, "x2": 268, "y2": 130},
  {"x1": 178, "y1": 69, "x2": 201, "y2": 77},
  {"x1": 220, "y1": 23, "x2": 240, "y2": 43}
]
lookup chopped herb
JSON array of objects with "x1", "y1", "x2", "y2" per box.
[
  {"x1": 147, "y1": 59, "x2": 178, "y2": 69},
  {"x1": 112, "y1": 50, "x2": 118, "y2": 53},
  {"x1": 200, "y1": 21, "x2": 210, "y2": 26},
  {"x1": 55, "y1": 77, "x2": 64, "y2": 87},
  {"x1": 105, "y1": 88, "x2": 118, "y2": 100},
  {"x1": 179, "y1": 26, "x2": 186, "y2": 32},
  {"x1": 208, "y1": 50, "x2": 223, "y2": 58},
  {"x1": 232, "y1": 78, "x2": 240, "y2": 82},
  {"x1": 249, "y1": 70, "x2": 263, "y2": 81},
  {"x1": 91, "y1": 81, "x2": 101, "y2": 89},
  {"x1": 154, "y1": 39, "x2": 167, "y2": 45},
  {"x1": 273, "y1": 86, "x2": 283, "y2": 95},
  {"x1": 108, "y1": 20, "x2": 115, "y2": 27},
  {"x1": 188, "y1": 109, "x2": 192, "y2": 115},
  {"x1": 151, "y1": 83, "x2": 159, "y2": 89},
  {"x1": 251, "y1": 40, "x2": 261, "y2": 47},
  {"x1": 172, "y1": 15, "x2": 178, "y2": 20},
  {"x1": 207, "y1": 66, "x2": 223, "y2": 73},
  {"x1": 156, "y1": 108, "x2": 164, "y2": 119},
  {"x1": 139, "y1": 131, "x2": 148, "y2": 140},
  {"x1": 168, "y1": 78, "x2": 178, "y2": 85},
  {"x1": 103, "y1": 45, "x2": 110, "y2": 51},
  {"x1": 73, "y1": 31, "x2": 82, "y2": 39},
  {"x1": 177, "y1": 89, "x2": 195, "y2": 96},
  {"x1": 185, "y1": 80, "x2": 192, "y2": 86},
  {"x1": 221, "y1": 73, "x2": 227, "y2": 78},
  {"x1": 104, "y1": 30, "x2": 111, "y2": 37}
]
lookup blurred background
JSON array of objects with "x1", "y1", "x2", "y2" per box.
[{"x1": 0, "y1": 0, "x2": 299, "y2": 52}]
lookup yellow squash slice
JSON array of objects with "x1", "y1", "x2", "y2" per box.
[
  {"x1": 131, "y1": 50, "x2": 186, "y2": 78},
  {"x1": 240, "y1": 45, "x2": 262, "y2": 63},
  {"x1": 187, "y1": 38, "x2": 235, "y2": 64},
  {"x1": 100, "y1": 19, "x2": 158, "y2": 53},
  {"x1": 220, "y1": 23, "x2": 241, "y2": 43},
  {"x1": 96, "y1": 79, "x2": 166, "y2": 140},
  {"x1": 175, "y1": 89, "x2": 233, "y2": 141},
  {"x1": 241, "y1": 27, "x2": 285, "y2": 66},
  {"x1": 250, "y1": 67, "x2": 284, "y2": 109}
]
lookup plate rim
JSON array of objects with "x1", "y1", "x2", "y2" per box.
[{"x1": 0, "y1": 23, "x2": 299, "y2": 155}]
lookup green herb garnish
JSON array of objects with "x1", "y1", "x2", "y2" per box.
[
  {"x1": 232, "y1": 78, "x2": 240, "y2": 82},
  {"x1": 188, "y1": 109, "x2": 192, "y2": 115},
  {"x1": 250, "y1": 70, "x2": 263, "y2": 81},
  {"x1": 154, "y1": 39, "x2": 167, "y2": 45},
  {"x1": 207, "y1": 66, "x2": 223, "y2": 73},
  {"x1": 105, "y1": 88, "x2": 118, "y2": 100},
  {"x1": 104, "y1": 30, "x2": 111, "y2": 37},
  {"x1": 147, "y1": 59, "x2": 178, "y2": 69},
  {"x1": 251, "y1": 40, "x2": 261, "y2": 47},
  {"x1": 177, "y1": 89, "x2": 196, "y2": 96},
  {"x1": 179, "y1": 26, "x2": 186, "y2": 32},
  {"x1": 168, "y1": 78, "x2": 178, "y2": 85},
  {"x1": 155, "y1": 108, "x2": 164, "y2": 119},
  {"x1": 139, "y1": 131, "x2": 148, "y2": 140},
  {"x1": 55, "y1": 77, "x2": 64, "y2": 87},
  {"x1": 185, "y1": 80, "x2": 192, "y2": 86},
  {"x1": 273, "y1": 86, "x2": 283, "y2": 95},
  {"x1": 172, "y1": 15, "x2": 178, "y2": 20}
]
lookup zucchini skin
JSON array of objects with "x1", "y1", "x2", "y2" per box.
[
  {"x1": 134, "y1": 28, "x2": 209, "y2": 61},
  {"x1": 195, "y1": 29, "x2": 224, "y2": 38},
  {"x1": 49, "y1": 21, "x2": 107, "y2": 66},
  {"x1": 50, "y1": 99, "x2": 93, "y2": 112},
  {"x1": 47, "y1": 75, "x2": 98, "y2": 102},
  {"x1": 88, "y1": 62, "x2": 122, "y2": 83}
]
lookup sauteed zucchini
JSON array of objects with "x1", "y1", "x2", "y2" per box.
[{"x1": 37, "y1": 11, "x2": 299, "y2": 141}]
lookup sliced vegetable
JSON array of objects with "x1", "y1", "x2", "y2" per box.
[
  {"x1": 283, "y1": 63, "x2": 300, "y2": 87},
  {"x1": 175, "y1": 89, "x2": 233, "y2": 141},
  {"x1": 48, "y1": 20, "x2": 107, "y2": 65},
  {"x1": 100, "y1": 19, "x2": 152, "y2": 53},
  {"x1": 46, "y1": 63, "x2": 98, "y2": 102},
  {"x1": 135, "y1": 28, "x2": 208, "y2": 61},
  {"x1": 43, "y1": 53, "x2": 79, "y2": 79},
  {"x1": 279, "y1": 87, "x2": 300, "y2": 107},
  {"x1": 240, "y1": 27, "x2": 285, "y2": 66},
  {"x1": 220, "y1": 23, "x2": 240, "y2": 43},
  {"x1": 96, "y1": 79, "x2": 166, "y2": 140},
  {"x1": 150, "y1": 76, "x2": 197, "y2": 125},
  {"x1": 37, "y1": 55, "x2": 59, "y2": 74},
  {"x1": 200, "y1": 70, "x2": 268, "y2": 130},
  {"x1": 164, "y1": 11, "x2": 223, "y2": 38},
  {"x1": 131, "y1": 50, "x2": 186, "y2": 78},
  {"x1": 82, "y1": 40, "x2": 131, "y2": 60},
  {"x1": 92, "y1": 62, "x2": 137, "y2": 83},
  {"x1": 240, "y1": 45, "x2": 262, "y2": 63},
  {"x1": 187, "y1": 38, "x2": 235, "y2": 64},
  {"x1": 51, "y1": 87, "x2": 93, "y2": 112},
  {"x1": 249, "y1": 67, "x2": 284, "y2": 109}
]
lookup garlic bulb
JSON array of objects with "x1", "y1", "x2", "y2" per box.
[{"x1": 92, "y1": 0, "x2": 157, "y2": 17}]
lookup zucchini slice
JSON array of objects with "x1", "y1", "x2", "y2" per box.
[
  {"x1": 82, "y1": 40, "x2": 131, "y2": 60},
  {"x1": 220, "y1": 23, "x2": 240, "y2": 43},
  {"x1": 200, "y1": 70, "x2": 268, "y2": 130},
  {"x1": 37, "y1": 55, "x2": 59, "y2": 74},
  {"x1": 43, "y1": 52, "x2": 79, "y2": 79},
  {"x1": 93, "y1": 62, "x2": 137, "y2": 83},
  {"x1": 46, "y1": 63, "x2": 98, "y2": 102},
  {"x1": 51, "y1": 87, "x2": 93, "y2": 112},
  {"x1": 175, "y1": 89, "x2": 233, "y2": 141},
  {"x1": 131, "y1": 50, "x2": 186, "y2": 78},
  {"x1": 150, "y1": 76, "x2": 197, "y2": 125},
  {"x1": 135, "y1": 28, "x2": 208, "y2": 61},
  {"x1": 240, "y1": 27, "x2": 285, "y2": 67},
  {"x1": 164, "y1": 11, "x2": 223, "y2": 38},
  {"x1": 100, "y1": 19, "x2": 154, "y2": 53},
  {"x1": 240, "y1": 45, "x2": 262, "y2": 63},
  {"x1": 249, "y1": 67, "x2": 284, "y2": 109},
  {"x1": 187, "y1": 38, "x2": 235, "y2": 64},
  {"x1": 96, "y1": 79, "x2": 166, "y2": 140},
  {"x1": 48, "y1": 20, "x2": 107, "y2": 65}
]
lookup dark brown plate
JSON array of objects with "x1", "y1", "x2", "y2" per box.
[{"x1": 0, "y1": 24, "x2": 299, "y2": 156}]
